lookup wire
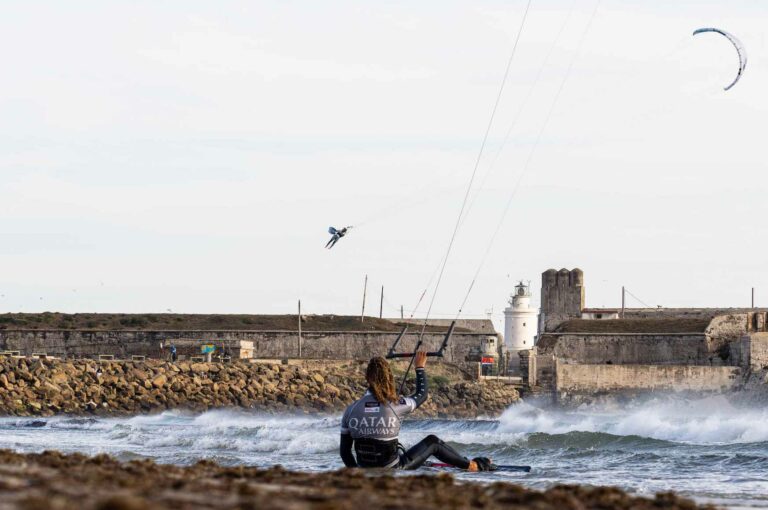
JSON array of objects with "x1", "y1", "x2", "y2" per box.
[
  {"x1": 454, "y1": 0, "x2": 602, "y2": 320},
  {"x1": 414, "y1": 0, "x2": 534, "y2": 339},
  {"x1": 459, "y1": 0, "x2": 577, "y2": 230},
  {"x1": 394, "y1": 0, "x2": 534, "y2": 395},
  {"x1": 624, "y1": 288, "x2": 654, "y2": 309}
]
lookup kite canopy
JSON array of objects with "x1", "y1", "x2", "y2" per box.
[{"x1": 692, "y1": 27, "x2": 747, "y2": 91}]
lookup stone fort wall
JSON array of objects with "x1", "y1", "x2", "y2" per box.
[{"x1": 0, "y1": 329, "x2": 496, "y2": 367}]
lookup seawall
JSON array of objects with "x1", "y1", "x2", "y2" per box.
[{"x1": 555, "y1": 364, "x2": 742, "y2": 394}]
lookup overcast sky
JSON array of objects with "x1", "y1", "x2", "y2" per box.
[{"x1": 1, "y1": 1, "x2": 766, "y2": 329}]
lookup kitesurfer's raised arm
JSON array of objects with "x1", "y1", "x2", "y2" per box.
[{"x1": 409, "y1": 352, "x2": 428, "y2": 408}]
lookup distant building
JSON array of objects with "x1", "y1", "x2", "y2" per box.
[
  {"x1": 504, "y1": 281, "x2": 538, "y2": 351},
  {"x1": 581, "y1": 308, "x2": 620, "y2": 320}
]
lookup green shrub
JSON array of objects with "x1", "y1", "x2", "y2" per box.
[
  {"x1": 119, "y1": 317, "x2": 148, "y2": 327},
  {"x1": 431, "y1": 375, "x2": 450, "y2": 388}
]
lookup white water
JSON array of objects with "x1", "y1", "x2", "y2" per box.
[{"x1": 498, "y1": 395, "x2": 768, "y2": 444}]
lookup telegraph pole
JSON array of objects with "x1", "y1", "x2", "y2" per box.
[
  {"x1": 361, "y1": 275, "x2": 368, "y2": 322},
  {"x1": 400, "y1": 305, "x2": 404, "y2": 319},
  {"x1": 379, "y1": 286, "x2": 384, "y2": 319},
  {"x1": 298, "y1": 299, "x2": 302, "y2": 358},
  {"x1": 752, "y1": 287, "x2": 755, "y2": 308},
  {"x1": 621, "y1": 286, "x2": 625, "y2": 318}
]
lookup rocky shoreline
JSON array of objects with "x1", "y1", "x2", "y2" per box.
[
  {"x1": 0, "y1": 450, "x2": 713, "y2": 510},
  {"x1": 0, "y1": 357, "x2": 518, "y2": 418}
]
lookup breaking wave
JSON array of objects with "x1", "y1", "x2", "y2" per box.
[{"x1": 497, "y1": 396, "x2": 768, "y2": 445}]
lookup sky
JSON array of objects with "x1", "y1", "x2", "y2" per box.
[{"x1": 1, "y1": 1, "x2": 767, "y2": 330}]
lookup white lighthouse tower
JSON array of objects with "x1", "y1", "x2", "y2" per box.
[{"x1": 504, "y1": 281, "x2": 537, "y2": 353}]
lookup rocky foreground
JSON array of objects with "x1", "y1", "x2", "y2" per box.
[
  {"x1": 0, "y1": 357, "x2": 517, "y2": 418},
  {"x1": 0, "y1": 450, "x2": 712, "y2": 510}
]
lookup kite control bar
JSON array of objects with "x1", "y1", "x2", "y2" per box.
[{"x1": 385, "y1": 321, "x2": 455, "y2": 359}]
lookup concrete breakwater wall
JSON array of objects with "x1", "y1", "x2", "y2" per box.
[
  {"x1": 555, "y1": 364, "x2": 742, "y2": 394},
  {"x1": 0, "y1": 330, "x2": 493, "y2": 365},
  {"x1": 0, "y1": 358, "x2": 519, "y2": 418}
]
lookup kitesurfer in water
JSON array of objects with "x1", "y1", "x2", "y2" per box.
[
  {"x1": 339, "y1": 352, "x2": 496, "y2": 471},
  {"x1": 325, "y1": 226, "x2": 350, "y2": 249}
]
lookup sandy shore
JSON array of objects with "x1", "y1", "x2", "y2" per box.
[{"x1": 0, "y1": 450, "x2": 713, "y2": 510}]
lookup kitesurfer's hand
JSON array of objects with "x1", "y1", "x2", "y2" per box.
[
  {"x1": 415, "y1": 351, "x2": 427, "y2": 369},
  {"x1": 468, "y1": 460, "x2": 479, "y2": 472}
]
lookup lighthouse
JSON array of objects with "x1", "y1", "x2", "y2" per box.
[{"x1": 504, "y1": 281, "x2": 537, "y2": 353}]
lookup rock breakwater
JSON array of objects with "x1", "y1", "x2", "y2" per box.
[{"x1": 0, "y1": 358, "x2": 518, "y2": 418}]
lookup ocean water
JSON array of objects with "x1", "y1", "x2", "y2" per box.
[{"x1": 0, "y1": 395, "x2": 766, "y2": 509}]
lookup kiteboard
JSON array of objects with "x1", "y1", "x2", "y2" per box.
[{"x1": 426, "y1": 462, "x2": 531, "y2": 473}]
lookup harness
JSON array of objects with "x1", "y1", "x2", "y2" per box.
[{"x1": 354, "y1": 438, "x2": 400, "y2": 468}]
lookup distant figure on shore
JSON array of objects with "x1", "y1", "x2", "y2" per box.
[
  {"x1": 325, "y1": 226, "x2": 351, "y2": 249},
  {"x1": 170, "y1": 343, "x2": 177, "y2": 362},
  {"x1": 339, "y1": 353, "x2": 495, "y2": 471}
]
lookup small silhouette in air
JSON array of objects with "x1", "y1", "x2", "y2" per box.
[{"x1": 326, "y1": 226, "x2": 351, "y2": 249}]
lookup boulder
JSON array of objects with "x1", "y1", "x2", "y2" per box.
[{"x1": 152, "y1": 374, "x2": 167, "y2": 389}]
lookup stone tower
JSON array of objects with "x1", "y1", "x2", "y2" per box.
[
  {"x1": 504, "y1": 281, "x2": 538, "y2": 352},
  {"x1": 538, "y1": 268, "x2": 585, "y2": 332}
]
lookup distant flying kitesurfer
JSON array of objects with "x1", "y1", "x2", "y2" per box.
[
  {"x1": 325, "y1": 226, "x2": 351, "y2": 249},
  {"x1": 339, "y1": 352, "x2": 496, "y2": 471}
]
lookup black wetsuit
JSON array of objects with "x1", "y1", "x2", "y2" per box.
[{"x1": 339, "y1": 368, "x2": 471, "y2": 470}]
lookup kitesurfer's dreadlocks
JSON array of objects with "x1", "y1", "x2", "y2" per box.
[{"x1": 366, "y1": 357, "x2": 398, "y2": 404}]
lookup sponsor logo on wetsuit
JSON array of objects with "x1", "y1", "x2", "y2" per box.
[
  {"x1": 364, "y1": 402, "x2": 380, "y2": 413},
  {"x1": 348, "y1": 417, "x2": 397, "y2": 436}
]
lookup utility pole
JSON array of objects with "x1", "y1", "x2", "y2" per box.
[
  {"x1": 298, "y1": 299, "x2": 302, "y2": 358},
  {"x1": 379, "y1": 285, "x2": 384, "y2": 319},
  {"x1": 361, "y1": 274, "x2": 368, "y2": 322},
  {"x1": 752, "y1": 287, "x2": 755, "y2": 308},
  {"x1": 400, "y1": 305, "x2": 404, "y2": 319},
  {"x1": 621, "y1": 286, "x2": 625, "y2": 318}
]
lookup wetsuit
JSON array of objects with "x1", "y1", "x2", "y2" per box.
[{"x1": 339, "y1": 367, "x2": 471, "y2": 470}]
